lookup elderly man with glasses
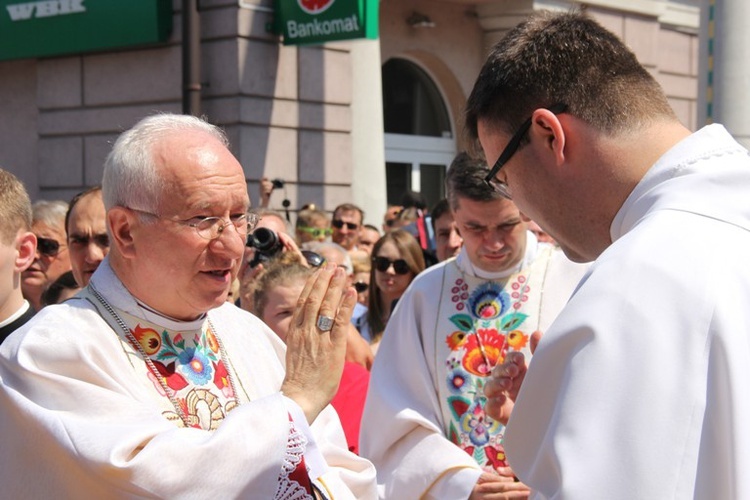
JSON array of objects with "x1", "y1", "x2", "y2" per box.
[
  {"x1": 0, "y1": 113, "x2": 376, "y2": 498},
  {"x1": 360, "y1": 152, "x2": 587, "y2": 499},
  {"x1": 466, "y1": 10, "x2": 750, "y2": 499}
]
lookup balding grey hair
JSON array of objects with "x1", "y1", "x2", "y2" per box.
[
  {"x1": 102, "y1": 113, "x2": 228, "y2": 212},
  {"x1": 32, "y1": 200, "x2": 68, "y2": 230}
]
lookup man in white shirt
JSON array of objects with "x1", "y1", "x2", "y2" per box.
[
  {"x1": 360, "y1": 153, "x2": 586, "y2": 499},
  {"x1": 0, "y1": 114, "x2": 376, "y2": 498},
  {"x1": 0, "y1": 168, "x2": 36, "y2": 344},
  {"x1": 468, "y1": 10, "x2": 750, "y2": 499}
]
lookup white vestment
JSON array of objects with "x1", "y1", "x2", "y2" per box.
[
  {"x1": 360, "y1": 235, "x2": 587, "y2": 499},
  {"x1": 504, "y1": 124, "x2": 750, "y2": 499},
  {"x1": 0, "y1": 259, "x2": 376, "y2": 499}
]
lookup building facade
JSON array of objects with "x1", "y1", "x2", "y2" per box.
[{"x1": 0, "y1": 0, "x2": 703, "y2": 225}]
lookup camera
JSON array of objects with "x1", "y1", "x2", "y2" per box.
[
  {"x1": 246, "y1": 227, "x2": 284, "y2": 267},
  {"x1": 271, "y1": 178, "x2": 285, "y2": 189}
]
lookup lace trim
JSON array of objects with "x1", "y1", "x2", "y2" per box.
[{"x1": 275, "y1": 419, "x2": 314, "y2": 500}]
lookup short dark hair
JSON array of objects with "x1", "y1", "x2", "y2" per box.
[
  {"x1": 430, "y1": 199, "x2": 451, "y2": 230},
  {"x1": 465, "y1": 10, "x2": 675, "y2": 142},
  {"x1": 445, "y1": 152, "x2": 502, "y2": 211},
  {"x1": 65, "y1": 186, "x2": 102, "y2": 236}
]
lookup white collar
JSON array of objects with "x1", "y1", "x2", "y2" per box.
[
  {"x1": 454, "y1": 231, "x2": 539, "y2": 279},
  {"x1": 0, "y1": 300, "x2": 31, "y2": 328}
]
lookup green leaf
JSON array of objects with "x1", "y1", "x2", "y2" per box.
[
  {"x1": 449, "y1": 314, "x2": 474, "y2": 332},
  {"x1": 500, "y1": 312, "x2": 528, "y2": 331}
]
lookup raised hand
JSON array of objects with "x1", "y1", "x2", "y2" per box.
[
  {"x1": 484, "y1": 331, "x2": 542, "y2": 425},
  {"x1": 281, "y1": 264, "x2": 357, "y2": 422}
]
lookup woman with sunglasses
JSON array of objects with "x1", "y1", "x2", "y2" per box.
[{"x1": 356, "y1": 229, "x2": 425, "y2": 354}]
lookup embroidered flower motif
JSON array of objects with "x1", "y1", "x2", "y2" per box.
[
  {"x1": 131, "y1": 325, "x2": 161, "y2": 355},
  {"x1": 460, "y1": 402, "x2": 500, "y2": 447},
  {"x1": 447, "y1": 368, "x2": 470, "y2": 394},
  {"x1": 152, "y1": 360, "x2": 189, "y2": 391},
  {"x1": 213, "y1": 361, "x2": 235, "y2": 398},
  {"x1": 446, "y1": 331, "x2": 468, "y2": 350},
  {"x1": 468, "y1": 283, "x2": 509, "y2": 320},
  {"x1": 462, "y1": 328, "x2": 505, "y2": 376},
  {"x1": 177, "y1": 346, "x2": 214, "y2": 385},
  {"x1": 506, "y1": 329, "x2": 529, "y2": 350},
  {"x1": 206, "y1": 328, "x2": 220, "y2": 353}
]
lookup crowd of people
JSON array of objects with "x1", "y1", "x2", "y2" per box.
[{"x1": 1, "y1": 8, "x2": 749, "y2": 499}]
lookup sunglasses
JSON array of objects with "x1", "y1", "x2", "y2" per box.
[
  {"x1": 373, "y1": 256, "x2": 411, "y2": 275},
  {"x1": 353, "y1": 281, "x2": 369, "y2": 293},
  {"x1": 37, "y1": 237, "x2": 62, "y2": 256},
  {"x1": 301, "y1": 250, "x2": 326, "y2": 268},
  {"x1": 332, "y1": 219, "x2": 359, "y2": 230},
  {"x1": 298, "y1": 226, "x2": 332, "y2": 238}
]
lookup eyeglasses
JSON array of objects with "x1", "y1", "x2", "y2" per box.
[
  {"x1": 332, "y1": 219, "x2": 359, "y2": 231},
  {"x1": 37, "y1": 237, "x2": 62, "y2": 256},
  {"x1": 353, "y1": 281, "x2": 369, "y2": 293},
  {"x1": 484, "y1": 103, "x2": 568, "y2": 199},
  {"x1": 298, "y1": 226, "x2": 332, "y2": 238},
  {"x1": 130, "y1": 208, "x2": 259, "y2": 240},
  {"x1": 373, "y1": 256, "x2": 411, "y2": 275}
]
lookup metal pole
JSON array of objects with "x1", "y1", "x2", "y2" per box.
[{"x1": 182, "y1": 0, "x2": 201, "y2": 116}]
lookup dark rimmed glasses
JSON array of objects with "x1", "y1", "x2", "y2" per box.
[
  {"x1": 373, "y1": 256, "x2": 410, "y2": 275},
  {"x1": 484, "y1": 103, "x2": 568, "y2": 199}
]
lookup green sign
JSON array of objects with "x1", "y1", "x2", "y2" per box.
[
  {"x1": 276, "y1": 0, "x2": 378, "y2": 46},
  {"x1": 0, "y1": 0, "x2": 172, "y2": 61}
]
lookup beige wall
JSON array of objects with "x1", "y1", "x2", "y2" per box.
[{"x1": 0, "y1": 0, "x2": 700, "y2": 210}]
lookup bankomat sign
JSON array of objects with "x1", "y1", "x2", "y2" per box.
[
  {"x1": 0, "y1": 0, "x2": 172, "y2": 61},
  {"x1": 277, "y1": 0, "x2": 378, "y2": 46}
]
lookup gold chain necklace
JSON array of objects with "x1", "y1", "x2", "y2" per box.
[{"x1": 89, "y1": 285, "x2": 240, "y2": 428}]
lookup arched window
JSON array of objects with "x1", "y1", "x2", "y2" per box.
[{"x1": 382, "y1": 58, "x2": 455, "y2": 209}]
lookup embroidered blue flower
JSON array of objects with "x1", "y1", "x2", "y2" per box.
[
  {"x1": 177, "y1": 346, "x2": 214, "y2": 385},
  {"x1": 468, "y1": 282, "x2": 509, "y2": 321},
  {"x1": 446, "y1": 368, "x2": 470, "y2": 394}
]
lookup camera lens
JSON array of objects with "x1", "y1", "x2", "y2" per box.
[{"x1": 247, "y1": 227, "x2": 284, "y2": 267}]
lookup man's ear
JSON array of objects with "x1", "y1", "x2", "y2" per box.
[
  {"x1": 530, "y1": 108, "x2": 566, "y2": 167},
  {"x1": 107, "y1": 207, "x2": 137, "y2": 259},
  {"x1": 15, "y1": 231, "x2": 36, "y2": 273}
]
